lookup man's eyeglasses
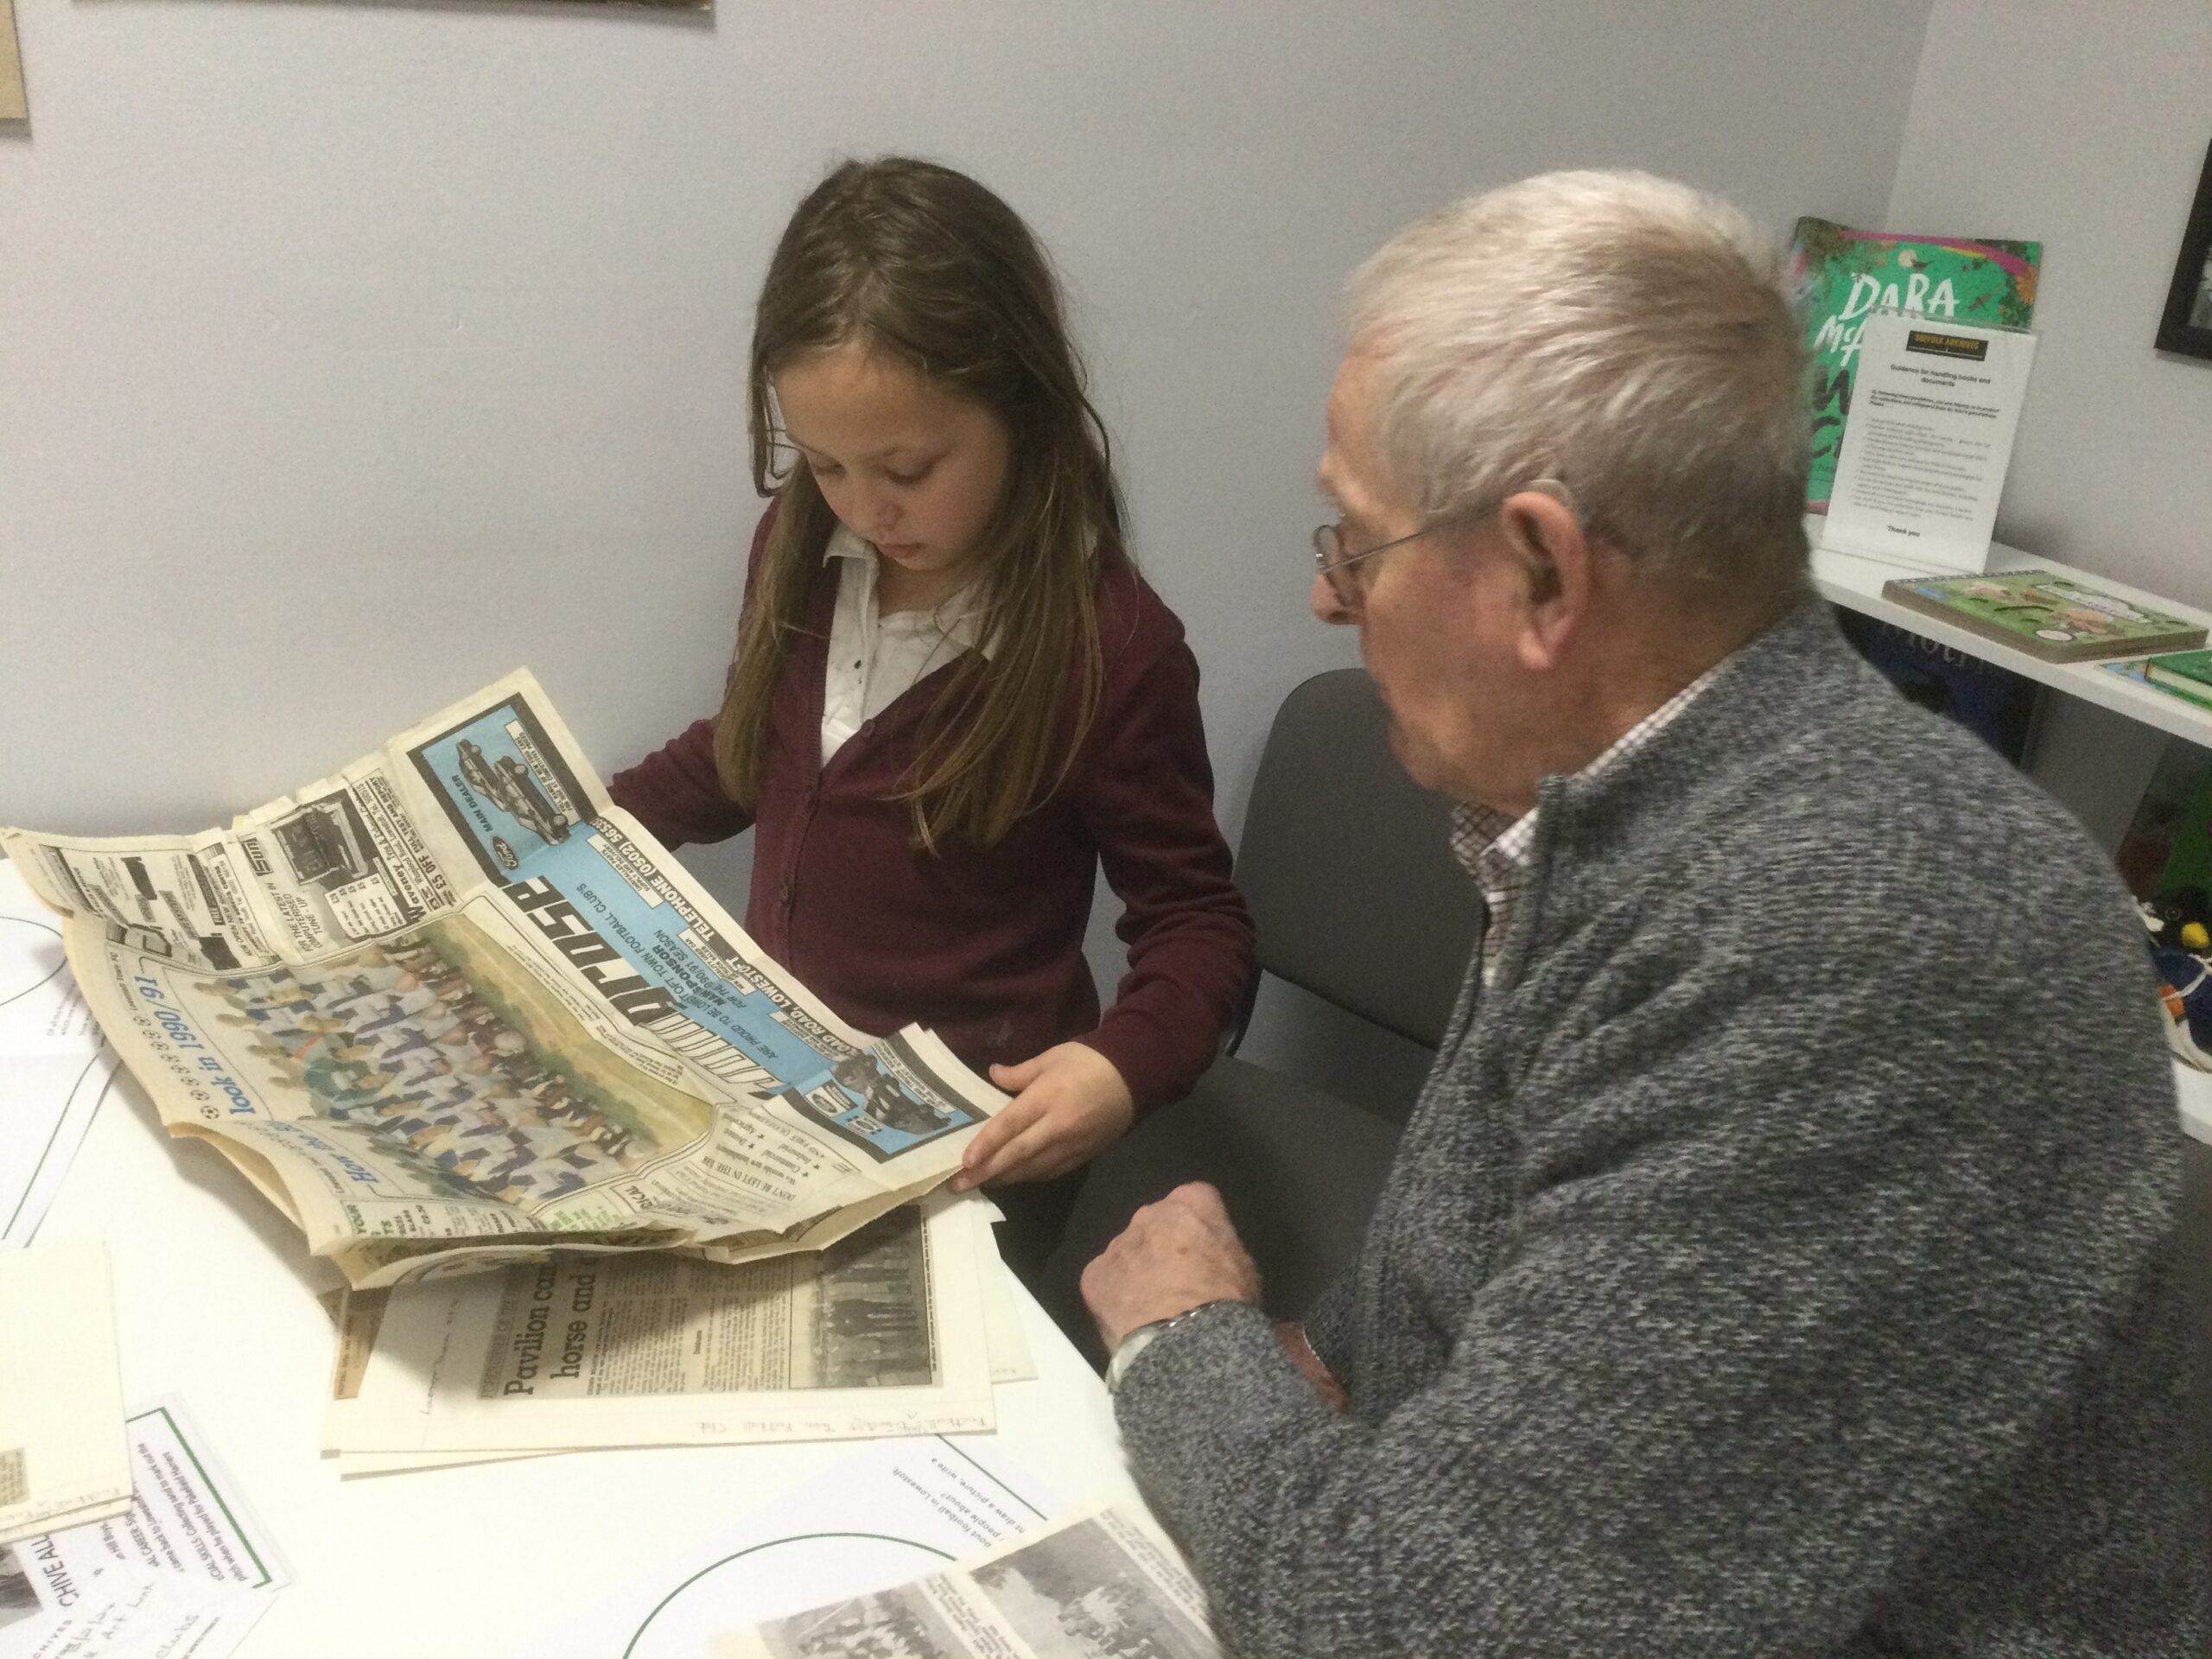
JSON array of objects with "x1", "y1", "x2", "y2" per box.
[
  {"x1": 1310, "y1": 480, "x2": 1579, "y2": 610},
  {"x1": 1310, "y1": 520, "x2": 1450, "y2": 609}
]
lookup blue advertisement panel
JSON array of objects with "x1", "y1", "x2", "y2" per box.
[{"x1": 408, "y1": 694, "x2": 979, "y2": 1162}]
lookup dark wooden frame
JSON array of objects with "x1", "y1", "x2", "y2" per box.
[{"x1": 2157, "y1": 136, "x2": 2212, "y2": 360}]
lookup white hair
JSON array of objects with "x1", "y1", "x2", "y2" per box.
[{"x1": 1347, "y1": 169, "x2": 1810, "y2": 592}]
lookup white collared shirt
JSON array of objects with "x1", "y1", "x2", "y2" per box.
[
  {"x1": 1451, "y1": 658, "x2": 1726, "y2": 986},
  {"x1": 819, "y1": 528, "x2": 989, "y2": 766}
]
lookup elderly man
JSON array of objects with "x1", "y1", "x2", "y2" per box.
[{"x1": 1082, "y1": 171, "x2": 2209, "y2": 1655}]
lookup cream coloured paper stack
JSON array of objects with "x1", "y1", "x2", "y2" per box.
[
  {"x1": 324, "y1": 1192, "x2": 1033, "y2": 1476},
  {"x1": 322, "y1": 1193, "x2": 999, "y2": 1460},
  {"x1": 0, "y1": 1239, "x2": 132, "y2": 1546}
]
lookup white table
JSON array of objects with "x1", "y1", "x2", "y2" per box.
[{"x1": 34, "y1": 1069, "x2": 1143, "y2": 1658}]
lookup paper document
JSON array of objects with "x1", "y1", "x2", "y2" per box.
[
  {"x1": 0, "y1": 1396, "x2": 287, "y2": 1659},
  {"x1": 535, "y1": 1435, "x2": 1055, "y2": 1659},
  {"x1": 0, "y1": 864, "x2": 102, "y2": 1058},
  {"x1": 327, "y1": 1194, "x2": 995, "y2": 1454},
  {"x1": 713, "y1": 1501, "x2": 1217, "y2": 1659},
  {"x1": 0, "y1": 1242, "x2": 130, "y2": 1548},
  {"x1": 0, "y1": 671, "x2": 1008, "y2": 1287},
  {"x1": 0, "y1": 862, "x2": 116, "y2": 1249},
  {"x1": 0, "y1": 1052, "x2": 116, "y2": 1252},
  {"x1": 0, "y1": 1571, "x2": 249, "y2": 1659},
  {"x1": 1823, "y1": 309, "x2": 2037, "y2": 574},
  {"x1": 976, "y1": 1222, "x2": 1033, "y2": 1386},
  {"x1": 328, "y1": 1196, "x2": 1032, "y2": 1474}
]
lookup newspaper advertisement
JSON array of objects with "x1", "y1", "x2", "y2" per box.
[
  {"x1": 713, "y1": 1502, "x2": 1219, "y2": 1659},
  {"x1": 325, "y1": 1194, "x2": 995, "y2": 1452},
  {"x1": 0, "y1": 671, "x2": 1007, "y2": 1287}
]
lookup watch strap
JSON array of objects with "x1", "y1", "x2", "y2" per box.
[{"x1": 1104, "y1": 1299, "x2": 1242, "y2": 1394}]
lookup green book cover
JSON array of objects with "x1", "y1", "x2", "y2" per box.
[
  {"x1": 2102, "y1": 658, "x2": 2212, "y2": 715},
  {"x1": 1881, "y1": 571, "x2": 2206, "y2": 663},
  {"x1": 1789, "y1": 217, "x2": 2041, "y2": 511},
  {"x1": 2145, "y1": 648, "x2": 2212, "y2": 693},
  {"x1": 2159, "y1": 764, "x2": 2212, "y2": 896}
]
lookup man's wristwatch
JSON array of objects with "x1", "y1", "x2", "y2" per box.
[{"x1": 1104, "y1": 1300, "x2": 1241, "y2": 1394}]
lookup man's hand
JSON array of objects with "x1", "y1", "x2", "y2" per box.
[
  {"x1": 951, "y1": 1042, "x2": 1135, "y2": 1191},
  {"x1": 1079, "y1": 1182, "x2": 1262, "y2": 1352}
]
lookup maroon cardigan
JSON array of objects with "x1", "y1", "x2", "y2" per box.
[{"x1": 609, "y1": 519, "x2": 1254, "y2": 1116}]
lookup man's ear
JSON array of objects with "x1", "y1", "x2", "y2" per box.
[{"x1": 1498, "y1": 487, "x2": 1593, "y2": 671}]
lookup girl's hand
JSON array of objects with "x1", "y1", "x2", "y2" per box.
[{"x1": 953, "y1": 1043, "x2": 1136, "y2": 1189}]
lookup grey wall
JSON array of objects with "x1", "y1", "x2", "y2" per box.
[
  {"x1": 2, "y1": 1, "x2": 1931, "y2": 832},
  {"x1": 1885, "y1": 0, "x2": 2212, "y2": 603},
  {"x1": 0, "y1": 1, "x2": 1935, "y2": 1091}
]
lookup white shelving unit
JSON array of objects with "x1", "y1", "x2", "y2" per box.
[
  {"x1": 1808, "y1": 523, "x2": 2212, "y2": 1144},
  {"x1": 1809, "y1": 534, "x2": 2212, "y2": 750}
]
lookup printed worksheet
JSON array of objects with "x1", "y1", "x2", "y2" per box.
[
  {"x1": 534, "y1": 1436, "x2": 1057, "y2": 1659},
  {"x1": 0, "y1": 859, "x2": 115, "y2": 1249},
  {"x1": 0, "y1": 1398, "x2": 289, "y2": 1659}
]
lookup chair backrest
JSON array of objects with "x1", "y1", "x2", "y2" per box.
[{"x1": 1233, "y1": 668, "x2": 1482, "y2": 1051}]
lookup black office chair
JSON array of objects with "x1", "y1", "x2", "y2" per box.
[{"x1": 1039, "y1": 668, "x2": 1481, "y2": 1360}]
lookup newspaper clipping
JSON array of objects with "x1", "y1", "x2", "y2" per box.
[
  {"x1": 325, "y1": 1195, "x2": 995, "y2": 1452},
  {"x1": 0, "y1": 671, "x2": 1007, "y2": 1287},
  {"x1": 714, "y1": 1503, "x2": 1221, "y2": 1659}
]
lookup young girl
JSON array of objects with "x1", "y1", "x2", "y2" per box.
[{"x1": 610, "y1": 157, "x2": 1253, "y2": 1279}]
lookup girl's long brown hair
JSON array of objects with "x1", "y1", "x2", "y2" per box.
[{"x1": 715, "y1": 157, "x2": 1126, "y2": 852}]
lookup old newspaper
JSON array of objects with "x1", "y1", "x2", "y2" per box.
[
  {"x1": 0, "y1": 671, "x2": 1007, "y2": 1287},
  {"x1": 714, "y1": 1502, "x2": 1220, "y2": 1659},
  {"x1": 324, "y1": 1193, "x2": 995, "y2": 1452}
]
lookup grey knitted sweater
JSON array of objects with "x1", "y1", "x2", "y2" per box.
[{"x1": 1116, "y1": 600, "x2": 2210, "y2": 1656}]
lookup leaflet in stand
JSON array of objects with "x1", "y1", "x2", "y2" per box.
[{"x1": 1822, "y1": 313, "x2": 2037, "y2": 574}]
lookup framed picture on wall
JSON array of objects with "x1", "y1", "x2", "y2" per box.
[{"x1": 2156, "y1": 137, "x2": 2212, "y2": 360}]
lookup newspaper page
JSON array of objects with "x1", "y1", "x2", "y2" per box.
[
  {"x1": 324, "y1": 1194, "x2": 994, "y2": 1452},
  {"x1": 0, "y1": 671, "x2": 1007, "y2": 1287},
  {"x1": 713, "y1": 1502, "x2": 1219, "y2": 1659},
  {"x1": 327, "y1": 1195, "x2": 1032, "y2": 1474}
]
